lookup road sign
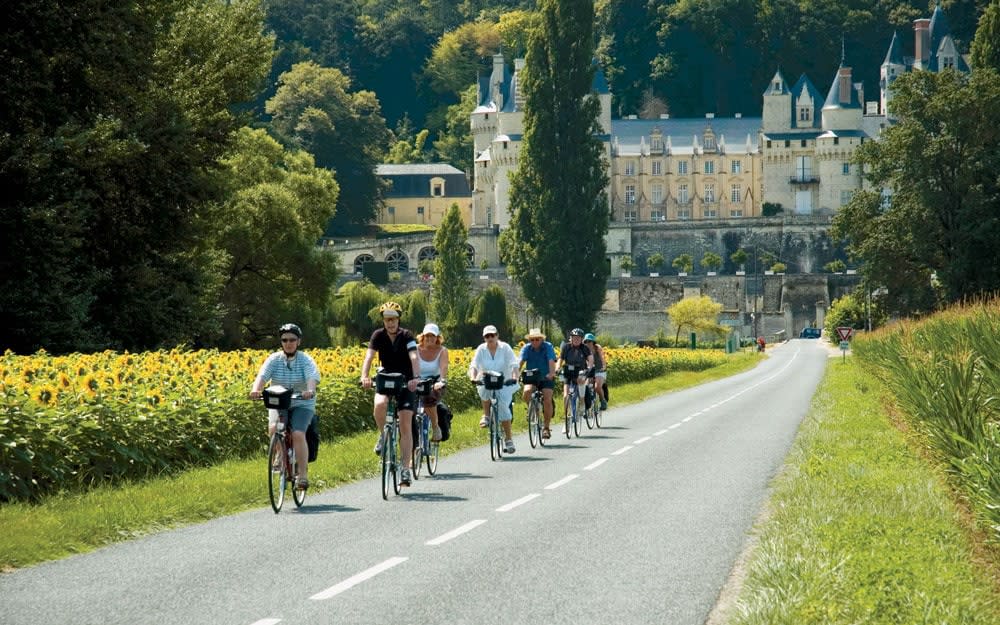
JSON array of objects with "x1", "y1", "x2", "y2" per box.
[
  {"x1": 839, "y1": 341, "x2": 850, "y2": 351},
  {"x1": 836, "y1": 326, "x2": 853, "y2": 341}
]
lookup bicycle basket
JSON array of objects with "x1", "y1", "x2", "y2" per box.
[
  {"x1": 414, "y1": 377, "x2": 437, "y2": 396},
  {"x1": 375, "y1": 371, "x2": 405, "y2": 394},
  {"x1": 263, "y1": 385, "x2": 292, "y2": 410},
  {"x1": 482, "y1": 371, "x2": 505, "y2": 390},
  {"x1": 520, "y1": 368, "x2": 541, "y2": 385}
]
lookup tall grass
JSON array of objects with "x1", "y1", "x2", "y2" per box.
[{"x1": 852, "y1": 299, "x2": 1000, "y2": 543}]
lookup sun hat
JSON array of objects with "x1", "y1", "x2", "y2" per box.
[
  {"x1": 525, "y1": 328, "x2": 546, "y2": 340},
  {"x1": 421, "y1": 323, "x2": 441, "y2": 337},
  {"x1": 482, "y1": 324, "x2": 499, "y2": 336}
]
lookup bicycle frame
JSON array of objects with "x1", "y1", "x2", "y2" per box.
[{"x1": 380, "y1": 395, "x2": 401, "y2": 499}]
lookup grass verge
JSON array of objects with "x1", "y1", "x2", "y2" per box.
[
  {"x1": 1, "y1": 352, "x2": 760, "y2": 571},
  {"x1": 724, "y1": 359, "x2": 1000, "y2": 625}
]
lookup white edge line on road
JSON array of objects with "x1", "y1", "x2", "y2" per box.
[
  {"x1": 653, "y1": 429, "x2": 669, "y2": 436},
  {"x1": 611, "y1": 445, "x2": 633, "y2": 456},
  {"x1": 633, "y1": 436, "x2": 652, "y2": 444},
  {"x1": 584, "y1": 457, "x2": 608, "y2": 471},
  {"x1": 310, "y1": 556, "x2": 408, "y2": 600},
  {"x1": 682, "y1": 416, "x2": 693, "y2": 422},
  {"x1": 496, "y1": 493, "x2": 541, "y2": 512},
  {"x1": 248, "y1": 620, "x2": 282, "y2": 625},
  {"x1": 426, "y1": 519, "x2": 488, "y2": 546},
  {"x1": 544, "y1": 474, "x2": 580, "y2": 490},
  {"x1": 668, "y1": 423, "x2": 682, "y2": 429}
]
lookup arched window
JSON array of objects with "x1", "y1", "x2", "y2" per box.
[
  {"x1": 353, "y1": 254, "x2": 374, "y2": 274},
  {"x1": 417, "y1": 246, "x2": 437, "y2": 263},
  {"x1": 386, "y1": 249, "x2": 409, "y2": 272},
  {"x1": 465, "y1": 244, "x2": 476, "y2": 268}
]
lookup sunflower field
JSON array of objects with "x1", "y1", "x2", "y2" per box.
[{"x1": 0, "y1": 346, "x2": 727, "y2": 501}]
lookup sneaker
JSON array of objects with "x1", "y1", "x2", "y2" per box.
[
  {"x1": 504, "y1": 439, "x2": 515, "y2": 454},
  {"x1": 295, "y1": 477, "x2": 309, "y2": 490},
  {"x1": 373, "y1": 435, "x2": 383, "y2": 455},
  {"x1": 479, "y1": 415, "x2": 489, "y2": 428},
  {"x1": 432, "y1": 426, "x2": 443, "y2": 442},
  {"x1": 400, "y1": 468, "x2": 412, "y2": 486},
  {"x1": 600, "y1": 399, "x2": 608, "y2": 411}
]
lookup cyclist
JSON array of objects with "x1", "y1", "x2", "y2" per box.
[
  {"x1": 416, "y1": 322, "x2": 449, "y2": 442},
  {"x1": 518, "y1": 328, "x2": 556, "y2": 439},
  {"x1": 360, "y1": 301, "x2": 420, "y2": 486},
  {"x1": 556, "y1": 328, "x2": 594, "y2": 431},
  {"x1": 468, "y1": 324, "x2": 519, "y2": 454},
  {"x1": 583, "y1": 333, "x2": 608, "y2": 411},
  {"x1": 249, "y1": 323, "x2": 320, "y2": 491}
]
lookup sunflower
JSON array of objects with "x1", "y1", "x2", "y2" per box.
[
  {"x1": 81, "y1": 374, "x2": 101, "y2": 397},
  {"x1": 31, "y1": 384, "x2": 57, "y2": 406}
]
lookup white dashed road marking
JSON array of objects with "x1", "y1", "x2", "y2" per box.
[
  {"x1": 425, "y1": 520, "x2": 488, "y2": 546},
  {"x1": 611, "y1": 445, "x2": 633, "y2": 456},
  {"x1": 496, "y1": 493, "x2": 541, "y2": 512},
  {"x1": 544, "y1": 474, "x2": 579, "y2": 490},
  {"x1": 310, "y1": 556, "x2": 408, "y2": 600},
  {"x1": 584, "y1": 458, "x2": 608, "y2": 470}
]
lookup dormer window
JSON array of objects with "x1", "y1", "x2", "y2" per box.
[
  {"x1": 651, "y1": 135, "x2": 663, "y2": 152},
  {"x1": 703, "y1": 128, "x2": 717, "y2": 151},
  {"x1": 942, "y1": 56, "x2": 954, "y2": 69},
  {"x1": 799, "y1": 107, "x2": 811, "y2": 122},
  {"x1": 773, "y1": 80, "x2": 781, "y2": 91}
]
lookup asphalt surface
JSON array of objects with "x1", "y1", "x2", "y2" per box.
[{"x1": 1, "y1": 340, "x2": 830, "y2": 625}]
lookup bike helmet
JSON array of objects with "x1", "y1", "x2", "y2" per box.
[
  {"x1": 569, "y1": 328, "x2": 585, "y2": 337},
  {"x1": 379, "y1": 301, "x2": 402, "y2": 318},
  {"x1": 279, "y1": 323, "x2": 302, "y2": 337},
  {"x1": 584, "y1": 333, "x2": 596, "y2": 342}
]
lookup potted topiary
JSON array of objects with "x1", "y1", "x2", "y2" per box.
[
  {"x1": 619, "y1": 255, "x2": 634, "y2": 277},
  {"x1": 647, "y1": 252, "x2": 665, "y2": 277},
  {"x1": 701, "y1": 252, "x2": 722, "y2": 276}
]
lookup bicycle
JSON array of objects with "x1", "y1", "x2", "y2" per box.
[
  {"x1": 374, "y1": 371, "x2": 404, "y2": 499},
  {"x1": 583, "y1": 369, "x2": 598, "y2": 430},
  {"x1": 261, "y1": 387, "x2": 307, "y2": 513},
  {"x1": 561, "y1": 365, "x2": 585, "y2": 438},
  {"x1": 474, "y1": 371, "x2": 518, "y2": 461},
  {"x1": 520, "y1": 368, "x2": 546, "y2": 449},
  {"x1": 593, "y1": 373, "x2": 605, "y2": 429},
  {"x1": 412, "y1": 375, "x2": 441, "y2": 478}
]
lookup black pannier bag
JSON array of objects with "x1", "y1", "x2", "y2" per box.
[
  {"x1": 437, "y1": 402, "x2": 453, "y2": 441},
  {"x1": 306, "y1": 419, "x2": 320, "y2": 462}
]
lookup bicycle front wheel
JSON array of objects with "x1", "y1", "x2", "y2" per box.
[
  {"x1": 527, "y1": 400, "x2": 539, "y2": 449},
  {"x1": 291, "y1": 446, "x2": 306, "y2": 508},
  {"x1": 267, "y1": 434, "x2": 286, "y2": 513},
  {"x1": 380, "y1": 428, "x2": 391, "y2": 500},
  {"x1": 564, "y1": 395, "x2": 572, "y2": 439},
  {"x1": 489, "y1": 405, "x2": 499, "y2": 461},
  {"x1": 573, "y1": 395, "x2": 582, "y2": 437},
  {"x1": 390, "y1": 427, "x2": 401, "y2": 495},
  {"x1": 412, "y1": 416, "x2": 425, "y2": 480},
  {"x1": 584, "y1": 393, "x2": 594, "y2": 430},
  {"x1": 594, "y1": 401, "x2": 603, "y2": 428}
]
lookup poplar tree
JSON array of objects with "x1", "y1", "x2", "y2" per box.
[
  {"x1": 432, "y1": 203, "x2": 472, "y2": 333},
  {"x1": 506, "y1": 0, "x2": 609, "y2": 335}
]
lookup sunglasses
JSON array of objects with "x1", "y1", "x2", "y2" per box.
[
  {"x1": 484, "y1": 333, "x2": 497, "y2": 339},
  {"x1": 281, "y1": 337, "x2": 298, "y2": 343}
]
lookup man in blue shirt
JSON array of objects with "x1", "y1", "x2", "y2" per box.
[{"x1": 518, "y1": 328, "x2": 557, "y2": 439}]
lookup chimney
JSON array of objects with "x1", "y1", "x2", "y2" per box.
[
  {"x1": 914, "y1": 19, "x2": 931, "y2": 69},
  {"x1": 838, "y1": 67, "x2": 852, "y2": 104}
]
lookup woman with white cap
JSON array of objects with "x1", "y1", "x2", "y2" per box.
[
  {"x1": 468, "y1": 324, "x2": 519, "y2": 453},
  {"x1": 416, "y1": 322, "x2": 449, "y2": 441}
]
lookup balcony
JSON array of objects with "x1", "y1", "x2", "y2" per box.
[{"x1": 789, "y1": 175, "x2": 820, "y2": 185}]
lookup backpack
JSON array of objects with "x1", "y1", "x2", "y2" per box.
[
  {"x1": 306, "y1": 419, "x2": 320, "y2": 462},
  {"x1": 437, "y1": 402, "x2": 453, "y2": 442}
]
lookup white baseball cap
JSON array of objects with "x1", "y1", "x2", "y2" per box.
[
  {"x1": 482, "y1": 325, "x2": 499, "y2": 336},
  {"x1": 421, "y1": 323, "x2": 441, "y2": 336}
]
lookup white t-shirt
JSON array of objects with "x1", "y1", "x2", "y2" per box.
[{"x1": 469, "y1": 341, "x2": 518, "y2": 379}]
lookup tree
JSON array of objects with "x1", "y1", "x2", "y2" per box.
[
  {"x1": 331, "y1": 280, "x2": 388, "y2": 345},
  {"x1": 433, "y1": 85, "x2": 478, "y2": 175},
  {"x1": 470, "y1": 285, "x2": 514, "y2": 343},
  {"x1": 971, "y1": 0, "x2": 1000, "y2": 73},
  {"x1": 266, "y1": 61, "x2": 391, "y2": 234},
  {"x1": 770, "y1": 262, "x2": 787, "y2": 273},
  {"x1": 423, "y1": 21, "x2": 500, "y2": 99},
  {"x1": 385, "y1": 128, "x2": 432, "y2": 164},
  {"x1": 832, "y1": 67, "x2": 1000, "y2": 316},
  {"x1": 672, "y1": 254, "x2": 694, "y2": 274},
  {"x1": 824, "y1": 260, "x2": 847, "y2": 273},
  {"x1": 730, "y1": 248, "x2": 748, "y2": 271},
  {"x1": 432, "y1": 204, "x2": 472, "y2": 336},
  {"x1": 211, "y1": 127, "x2": 340, "y2": 348},
  {"x1": 647, "y1": 252, "x2": 665, "y2": 274},
  {"x1": 666, "y1": 295, "x2": 724, "y2": 345},
  {"x1": 619, "y1": 255, "x2": 635, "y2": 273},
  {"x1": 701, "y1": 252, "x2": 723, "y2": 272},
  {"x1": 0, "y1": 0, "x2": 274, "y2": 353},
  {"x1": 506, "y1": 0, "x2": 610, "y2": 336}
]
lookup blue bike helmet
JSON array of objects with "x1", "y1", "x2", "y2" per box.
[{"x1": 584, "y1": 333, "x2": 596, "y2": 342}]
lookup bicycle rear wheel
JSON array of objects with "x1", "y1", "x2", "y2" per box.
[
  {"x1": 527, "y1": 400, "x2": 539, "y2": 449},
  {"x1": 291, "y1": 446, "x2": 306, "y2": 508},
  {"x1": 573, "y1": 395, "x2": 582, "y2": 437},
  {"x1": 584, "y1": 389, "x2": 594, "y2": 430},
  {"x1": 426, "y1": 440, "x2": 440, "y2": 475},
  {"x1": 594, "y1": 401, "x2": 603, "y2": 428},
  {"x1": 267, "y1": 434, "x2": 286, "y2": 513}
]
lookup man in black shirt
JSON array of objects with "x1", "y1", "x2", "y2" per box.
[{"x1": 361, "y1": 301, "x2": 420, "y2": 486}]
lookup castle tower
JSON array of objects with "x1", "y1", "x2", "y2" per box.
[{"x1": 880, "y1": 31, "x2": 905, "y2": 117}]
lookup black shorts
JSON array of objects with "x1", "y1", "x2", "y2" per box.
[{"x1": 525, "y1": 379, "x2": 554, "y2": 390}]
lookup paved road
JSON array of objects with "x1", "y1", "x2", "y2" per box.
[{"x1": 1, "y1": 340, "x2": 830, "y2": 625}]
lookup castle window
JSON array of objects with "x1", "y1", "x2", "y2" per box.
[
  {"x1": 730, "y1": 209, "x2": 743, "y2": 217},
  {"x1": 651, "y1": 184, "x2": 663, "y2": 204},
  {"x1": 624, "y1": 161, "x2": 636, "y2": 176},
  {"x1": 678, "y1": 160, "x2": 688, "y2": 175},
  {"x1": 801, "y1": 139, "x2": 807, "y2": 148},
  {"x1": 651, "y1": 160, "x2": 662, "y2": 176},
  {"x1": 432, "y1": 182, "x2": 443, "y2": 196},
  {"x1": 731, "y1": 184, "x2": 741, "y2": 203},
  {"x1": 704, "y1": 184, "x2": 715, "y2": 203},
  {"x1": 799, "y1": 107, "x2": 811, "y2": 122},
  {"x1": 842, "y1": 162, "x2": 850, "y2": 175},
  {"x1": 731, "y1": 160, "x2": 742, "y2": 174},
  {"x1": 624, "y1": 184, "x2": 636, "y2": 204},
  {"x1": 417, "y1": 206, "x2": 424, "y2": 215},
  {"x1": 651, "y1": 136, "x2": 663, "y2": 152},
  {"x1": 678, "y1": 184, "x2": 689, "y2": 204},
  {"x1": 704, "y1": 161, "x2": 715, "y2": 174}
]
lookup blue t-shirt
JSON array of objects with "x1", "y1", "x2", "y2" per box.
[{"x1": 519, "y1": 341, "x2": 556, "y2": 373}]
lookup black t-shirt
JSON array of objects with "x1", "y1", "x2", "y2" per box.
[
  {"x1": 369, "y1": 327, "x2": 418, "y2": 379},
  {"x1": 559, "y1": 341, "x2": 592, "y2": 369}
]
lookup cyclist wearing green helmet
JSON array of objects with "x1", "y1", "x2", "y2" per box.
[{"x1": 583, "y1": 333, "x2": 608, "y2": 411}]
